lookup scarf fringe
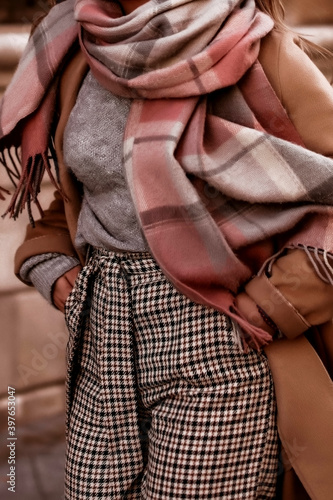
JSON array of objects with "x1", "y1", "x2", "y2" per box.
[
  {"x1": 258, "y1": 243, "x2": 333, "y2": 285},
  {"x1": 1, "y1": 148, "x2": 63, "y2": 226},
  {"x1": 294, "y1": 244, "x2": 333, "y2": 285}
]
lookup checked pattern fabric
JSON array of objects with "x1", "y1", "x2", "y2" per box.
[{"x1": 64, "y1": 248, "x2": 279, "y2": 499}]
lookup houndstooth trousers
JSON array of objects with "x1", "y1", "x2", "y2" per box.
[{"x1": 64, "y1": 248, "x2": 279, "y2": 499}]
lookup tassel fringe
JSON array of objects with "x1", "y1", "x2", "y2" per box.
[
  {"x1": 258, "y1": 243, "x2": 333, "y2": 285},
  {"x1": 0, "y1": 146, "x2": 63, "y2": 225},
  {"x1": 296, "y1": 244, "x2": 333, "y2": 285}
]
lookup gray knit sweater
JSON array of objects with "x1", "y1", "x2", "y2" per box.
[{"x1": 20, "y1": 71, "x2": 148, "y2": 303}]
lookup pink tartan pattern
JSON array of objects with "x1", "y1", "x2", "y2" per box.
[
  {"x1": 0, "y1": 0, "x2": 271, "y2": 137},
  {"x1": 64, "y1": 249, "x2": 279, "y2": 499},
  {"x1": 123, "y1": 84, "x2": 333, "y2": 346}
]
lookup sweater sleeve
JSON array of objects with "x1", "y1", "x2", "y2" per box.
[
  {"x1": 14, "y1": 189, "x2": 82, "y2": 284},
  {"x1": 20, "y1": 253, "x2": 80, "y2": 304}
]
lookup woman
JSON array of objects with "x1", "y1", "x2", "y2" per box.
[{"x1": 1, "y1": 0, "x2": 333, "y2": 498}]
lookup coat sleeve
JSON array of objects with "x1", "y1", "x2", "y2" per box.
[
  {"x1": 235, "y1": 250, "x2": 333, "y2": 339},
  {"x1": 235, "y1": 30, "x2": 333, "y2": 338},
  {"x1": 14, "y1": 50, "x2": 89, "y2": 284},
  {"x1": 14, "y1": 189, "x2": 80, "y2": 283},
  {"x1": 258, "y1": 29, "x2": 333, "y2": 157}
]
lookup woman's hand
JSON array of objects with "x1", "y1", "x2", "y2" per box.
[
  {"x1": 52, "y1": 265, "x2": 82, "y2": 313},
  {"x1": 234, "y1": 291, "x2": 276, "y2": 336}
]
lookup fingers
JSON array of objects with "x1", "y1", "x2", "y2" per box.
[
  {"x1": 53, "y1": 276, "x2": 73, "y2": 313},
  {"x1": 64, "y1": 265, "x2": 82, "y2": 287},
  {"x1": 52, "y1": 265, "x2": 82, "y2": 313},
  {"x1": 234, "y1": 291, "x2": 275, "y2": 335}
]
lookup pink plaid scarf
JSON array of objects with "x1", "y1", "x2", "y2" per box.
[{"x1": 2, "y1": 0, "x2": 333, "y2": 347}]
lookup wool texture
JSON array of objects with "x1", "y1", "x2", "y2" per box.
[
  {"x1": 63, "y1": 70, "x2": 148, "y2": 253},
  {"x1": 20, "y1": 252, "x2": 80, "y2": 303},
  {"x1": 2, "y1": 0, "x2": 333, "y2": 347}
]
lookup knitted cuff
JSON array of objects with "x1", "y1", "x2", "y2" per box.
[{"x1": 20, "y1": 253, "x2": 80, "y2": 305}]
